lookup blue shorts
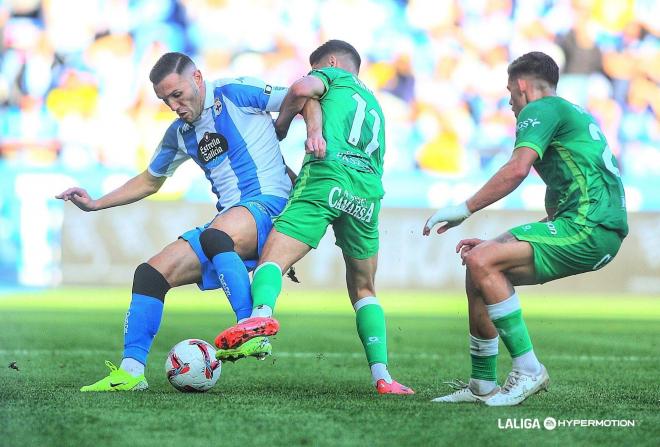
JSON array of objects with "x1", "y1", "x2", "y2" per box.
[{"x1": 179, "y1": 194, "x2": 287, "y2": 291}]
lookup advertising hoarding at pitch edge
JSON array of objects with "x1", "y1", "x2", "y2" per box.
[{"x1": 55, "y1": 200, "x2": 660, "y2": 295}]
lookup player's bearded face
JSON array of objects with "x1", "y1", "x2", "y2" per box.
[
  {"x1": 185, "y1": 79, "x2": 203, "y2": 122},
  {"x1": 154, "y1": 70, "x2": 204, "y2": 123}
]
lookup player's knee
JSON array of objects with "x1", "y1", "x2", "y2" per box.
[
  {"x1": 132, "y1": 263, "x2": 171, "y2": 302},
  {"x1": 199, "y1": 228, "x2": 235, "y2": 260},
  {"x1": 463, "y1": 248, "x2": 492, "y2": 276}
]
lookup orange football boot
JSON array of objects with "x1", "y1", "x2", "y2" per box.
[
  {"x1": 215, "y1": 317, "x2": 280, "y2": 349},
  {"x1": 376, "y1": 379, "x2": 415, "y2": 395}
]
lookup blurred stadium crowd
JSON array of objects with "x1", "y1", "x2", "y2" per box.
[{"x1": 1, "y1": 0, "x2": 659, "y2": 180}]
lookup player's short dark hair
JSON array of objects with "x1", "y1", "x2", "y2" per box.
[
  {"x1": 149, "y1": 52, "x2": 195, "y2": 85},
  {"x1": 507, "y1": 52, "x2": 559, "y2": 88},
  {"x1": 309, "y1": 40, "x2": 361, "y2": 71}
]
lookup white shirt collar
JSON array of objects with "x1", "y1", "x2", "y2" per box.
[{"x1": 203, "y1": 80, "x2": 214, "y2": 109}]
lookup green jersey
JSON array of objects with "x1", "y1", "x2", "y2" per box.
[
  {"x1": 308, "y1": 67, "x2": 385, "y2": 192},
  {"x1": 514, "y1": 96, "x2": 628, "y2": 237}
]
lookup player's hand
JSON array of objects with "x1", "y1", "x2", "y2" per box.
[
  {"x1": 55, "y1": 187, "x2": 98, "y2": 212},
  {"x1": 305, "y1": 131, "x2": 326, "y2": 159},
  {"x1": 422, "y1": 202, "x2": 471, "y2": 236},
  {"x1": 456, "y1": 238, "x2": 483, "y2": 265}
]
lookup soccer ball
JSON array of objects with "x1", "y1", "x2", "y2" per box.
[{"x1": 165, "y1": 339, "x2": 222, "y2": 392}]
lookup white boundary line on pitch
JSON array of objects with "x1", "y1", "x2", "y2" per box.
[{"x1": 0, "y1": 349, "x2": 657, "y2": 363}]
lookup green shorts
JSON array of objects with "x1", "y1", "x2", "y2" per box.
[
  {"x1": 274, "y1": 161, "x2": 381, "y2": 259},
  {"x1": 510, "y1": 218, "x2": 624, "y2": 284}
]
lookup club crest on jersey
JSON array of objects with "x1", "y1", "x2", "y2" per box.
[
  {"x1": 213, "y1": 97, "x2": 222, "y2": 115},
  {"x1": 198, "y1": 132, "x2": 228, "y2": 164}
]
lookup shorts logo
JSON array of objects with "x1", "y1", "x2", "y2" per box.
[
  {"x1": 328, "y1": 187, "x2": 375, "y2": 223},
  {"x1": 198, "y1": 132, "x2": 228, "y2": 164},
  {"x1": 248, "y1": 201, "x2": 268, "y2": 215},
  {"x1": 264, "y1": 85, "x2": 272, "y2": 95}
]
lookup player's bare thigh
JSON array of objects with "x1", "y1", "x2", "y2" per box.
[
  {"x1": 147, "y1": 238, "x2": 202, "y2": 287},
  {"x1": 208, "y1": 206, "x2": 258, "y2": 259},
  {"x1": 258, "y1": 229, "x2": 311, "y2": 273},
  {"x1": 463, "y1": 232, "x2": 537, "y2": 286},
  {"x1": 343, "y1": 253, "x2": 378, "y2": 305}
]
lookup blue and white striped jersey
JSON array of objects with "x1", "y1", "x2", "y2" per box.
[{"x1": 148, "y1": 77, "x2": 291, "y2": 211}]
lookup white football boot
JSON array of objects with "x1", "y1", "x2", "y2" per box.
[
  {"x1": 484, "y1": 365, "x2": 549, "y2": 406},
  {"x1": 431, "y1": 379, "x2": 500, "y2": 403}
]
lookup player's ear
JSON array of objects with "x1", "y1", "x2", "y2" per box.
[
  {"x1": 192, "y1": 69, "x2": 203, "y2": 87},
  {"x1": 328, "y1": 55, "x2": 337, "y2": 68}
]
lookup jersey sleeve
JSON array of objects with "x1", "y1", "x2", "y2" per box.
[
  {"x1": 308, "y1": 68, "x2": 338, "y2": 99},
  {"x1": 221, "y1": 77, "x2": 288, "y2": 112},
  {"x1": 148, "y1": 121, "x2": 190, "y2": 177},
  {"x1": 514, "y1": 100, "x2": 562, "y2": 158}
]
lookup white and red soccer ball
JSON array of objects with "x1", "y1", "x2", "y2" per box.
[{"x1": 165, "y1": 339, "x2": 221, "y2": 392}]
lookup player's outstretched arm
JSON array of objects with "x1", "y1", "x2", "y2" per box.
[
  {"x1": 302, "y1": 99, "x2": 326, "y2": 159},
  {"x1": 423, "y1": 147, "x2": 538, "y2": 235},
  {"x1": 55, "y1": 170, "x2": 166, "y2": 212},
  {"x1": 274, "y1": 75, "x2": 325, "y2": 141}
]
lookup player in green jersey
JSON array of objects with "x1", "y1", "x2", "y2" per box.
[
  {"x1": 215, "y1": 40, "x2": 413, "y2": 395},
  {"x1": 424, "y1": 51, "x2": 628, "y2": 406}
]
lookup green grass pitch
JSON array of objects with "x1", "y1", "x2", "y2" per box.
[{"x1": 1, "y1": 287, "x2": 658, "y2": 446}]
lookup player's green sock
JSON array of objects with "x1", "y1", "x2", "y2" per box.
[
  {"x1": 469, "y1": 334, "x2": 498, "y2": 382},
  {"x1": 487, "y1": 293, "x2": 533, "y2": 357},
  {"x1": 250, "y1": 262, "x2": 282, "y2": 315},
  {"x1": 354, "y1": 296, "x2": 388, "y2": 366}
]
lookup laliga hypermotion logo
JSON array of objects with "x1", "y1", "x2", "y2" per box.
[{"x1": 498, "y1": 417, "x2": 636, "y2": 430}]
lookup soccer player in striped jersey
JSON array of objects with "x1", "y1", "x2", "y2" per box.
[
  {"x1": 57, "y1": 52, "x2": 297, "y2": 391},
  {"x1": 424, "y1": 52, "x2": 628, "y2": 406}
]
